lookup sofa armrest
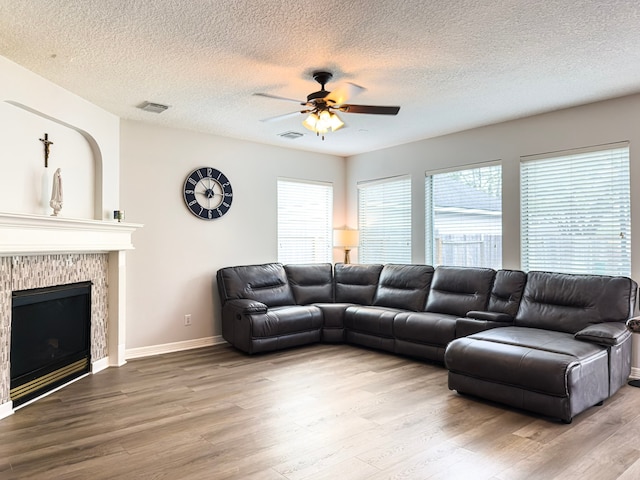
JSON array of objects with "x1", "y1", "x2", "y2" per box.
[
  {"x1": 575, "y1": 322, "x2": 631, "y2": 347},
  {"x1": 221, "y1": 299, "x2": 269, "y2": 351},
  {"x1": 455, "y1": 317, "x2": 513, "y2": 338},
  {"x1": 224, "y1": 298, "x2": 268, "y2": 315},
  {"x1": 466, "y1": 310, "x2": 514, "y2": 322}
]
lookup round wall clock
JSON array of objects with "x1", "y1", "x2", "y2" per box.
[{"x1": 183, "y1": 167, "x2": 233, "y2": 220}]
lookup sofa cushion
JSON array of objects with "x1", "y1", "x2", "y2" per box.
[
  {"x1": 335, "y1": 263, "x2": 383, "y2": 304},
  {"x1": 217, "y1": 263, "x2": 295, "y2": 307},
  {"x1": 445, "y1": 327, "x2": 607, "y2": 396},
  {"x1": 251, "y1": 305, "x2": 323, "y2": 337},
  {"x1": 344, "y1": 305, "x2": 401, "y2": 338},
  {"x1": 373, "y1": 264, "x2": 434, "y2": 311},
  {"x1": 394, "y1": 311, "x2": 458, "y2": 346},
  {"x1": 514, "y1": 271, "x2": 637, "y2": 334},
  {"x1": 285, "y1": 263, "x2": 334, "y2": 304},
  {"x1": 315, "y1": 303, "x2": 352, "y2": 328},
  {"x1": 425, "y1": 266, "x2": 495, "y2": 317},
  {"x1": 488, "y1": 269, "x2": 526, "y2": 316}
]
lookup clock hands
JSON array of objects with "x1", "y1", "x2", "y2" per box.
[
  {"x1": 195, "y1": 180, "x2": 222, "y2": 199},
  {"x1": 196, "y1": 189, "x2": 222, "y2": 198},
  {"x1": 195, "y1": 180, "x2": 223, "y2": 210}
]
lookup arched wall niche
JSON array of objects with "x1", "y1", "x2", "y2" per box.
[{"x1": 2, "y1": 101, "x2": 103, "y2": 220}]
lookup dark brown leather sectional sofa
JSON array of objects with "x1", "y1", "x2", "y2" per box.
[{"x1": 216, "y1": 262, "x2": 637, "y2": 423}]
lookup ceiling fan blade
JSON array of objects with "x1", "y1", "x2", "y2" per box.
[
  {"x1": 325, "y1": 82, "x2": 366, "y2": 106},
  {"x1": 253, "y1": 92, "x2": 305, "y2": 104},
  {"x1": 340, "y1": 104, "x2": 400, "y2": 115},
  {"x1": 259, "y1": 111, "x2": 306, "y2": 123}
]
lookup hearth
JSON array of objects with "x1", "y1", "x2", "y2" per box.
[{"x1": 10, "y1": 281, "x2": 91, "y2": 407}]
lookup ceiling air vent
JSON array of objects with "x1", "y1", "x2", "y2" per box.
[
  {"x1": 278, "y1": 131, "x2": 304, "y2": 140},
  {"x1": 137, "y1": 101, "x2": 169, "y2": 113}
]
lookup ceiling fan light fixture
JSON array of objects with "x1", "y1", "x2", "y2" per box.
[{"x1": 303, "y1": 109, "x2": 344, "y2": 139}]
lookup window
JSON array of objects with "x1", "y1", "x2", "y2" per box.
[
  {"x1": 358, "y1": 175, "x2": 411, "y2": 264},
  {"x1": 425, "y1": 164, "x2": 502, "y2": 268},
  {"x1": 521, "y1": 144, "x2": 630, "y2": 276},
  {"x1": 277, "y1": 178, "x2": 333, "y2": 264}
]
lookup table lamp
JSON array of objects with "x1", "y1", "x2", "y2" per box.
[{"x1": 333, "y1": 228, "x2": 359, "y2": 264}]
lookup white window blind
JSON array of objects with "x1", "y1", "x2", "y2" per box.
[
  {"x1": 426, "y1": 164, "x2": 502, "y2": 268},
  {"x1": 358, "y1": 175, "x2": 411, "y2": 264},
  {"x1": 521, "y1": 144, "x2": 630, "y2": 276},
  {"x1": 277, "y1": 178, "x2": 333, "y2": 264}
]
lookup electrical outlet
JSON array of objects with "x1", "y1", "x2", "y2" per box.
[{"x1": 184, "y1": 314, "x2": 192, "y2": 326}]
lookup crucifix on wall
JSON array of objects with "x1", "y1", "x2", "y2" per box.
[{"x1": 39, "y1": 133, "x2": 53, "y2": 168}]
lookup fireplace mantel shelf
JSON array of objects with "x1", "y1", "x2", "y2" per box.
[{"x1": 0, "y1": 212, "x2": 143, "y2": 255}]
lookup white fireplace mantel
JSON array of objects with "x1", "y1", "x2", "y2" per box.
[{"x1": 0, "y1": 212, "x2": 142, "y2": 256}]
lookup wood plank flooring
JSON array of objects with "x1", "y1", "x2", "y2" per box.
[{"x1": 1, "y1": 343, "x2": 640, "y2": 479}]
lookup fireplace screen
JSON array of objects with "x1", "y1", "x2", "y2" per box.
[{"x1": 10, "y1": 281, "x2": 91, "y2": 407}]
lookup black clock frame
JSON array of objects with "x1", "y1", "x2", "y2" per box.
[{"x1": 183, "y1": 167, "x2": 233, "y2": 220}]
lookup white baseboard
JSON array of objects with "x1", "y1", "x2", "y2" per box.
[
  {"x1": 91, "y1": 357, "x2": 110, "y2": 374},
  {"x1": 125, "y1": 336, "x2": 226, "y2": 360},
  {"x1": 0, "y1": 401, "x2": 13, "y2": 420}
]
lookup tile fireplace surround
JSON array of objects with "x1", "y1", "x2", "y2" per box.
[{"x1": 0, "y1": 212, "x2": 141, "y2": 419}]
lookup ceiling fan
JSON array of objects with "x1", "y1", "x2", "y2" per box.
[{"x1": 254, "y1": 71, "x2": 401, "y2": 140}]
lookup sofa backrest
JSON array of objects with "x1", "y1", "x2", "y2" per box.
[
  {"x1": 425, "y1": 266, "x2": 496, "y2": 317},
  {"x1": 216, "y1": 263, "x2": 295, "y2": 307},
  {"x1": 284, "y1": 263, "x2": 334, "y2": 304},
  {"x1": 514, "y1": 271, "x2": 638, "y2": 333},
  {"x1": 334, "y1": 263, "x2": 383, "y2": 304},
  {"x1": 488, "y1": 269, "x2": 527, "y2": 317},
  {"x1": 373, "y1": 264, "x2": 434, "y2": 311}
]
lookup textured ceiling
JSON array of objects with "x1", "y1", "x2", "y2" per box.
[{"x1": 2, "y1": 1, "x2": 640, "y2": 157}]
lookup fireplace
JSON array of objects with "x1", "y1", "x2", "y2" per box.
[
  {"x1": 10, "y1": 281, "x2": 92, "y2": 407},
  {"x1": 0, "y1": 213, "x2": 140, "y2": 419}
]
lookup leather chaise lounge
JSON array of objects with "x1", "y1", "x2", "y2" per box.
[
  {"x1": 445, "y1": 271, "x2": 637, "y2": 423},
  {"x1": 216, "y1": 262, "x2": 637, "y2": 422}
]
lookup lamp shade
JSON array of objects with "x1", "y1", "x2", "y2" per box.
[
  {"x1": 302, "y1": 112, "x2": 319, "y2": 131},
  {"x1": 333, "y1": 229, "x2": 359, "y2": 248}
]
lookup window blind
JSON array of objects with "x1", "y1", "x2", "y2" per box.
[
  {"x1": 520, "y1": 145, "x2": 630, "y2": 276},
  {"x1": 358, "y1": 175, "x2": 411, "y2": 264},
  {"x1": 426, "y1": 164, "x2": 502, "y2": 268},
  {"x1": 277, "y1": 178, "x2": 333, "y2": 264}
]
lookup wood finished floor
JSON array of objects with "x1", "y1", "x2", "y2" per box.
[{"x1": 2, "y1": 344, "x2": 640, "y2": 480}]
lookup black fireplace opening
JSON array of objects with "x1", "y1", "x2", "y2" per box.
[{"x1": 10, "y1": 281, "x2": 92, "y2": 407}]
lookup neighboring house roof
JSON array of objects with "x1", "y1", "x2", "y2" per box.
[{"x1": 432, "y1": 175, "x2": 501, "y2": 212}]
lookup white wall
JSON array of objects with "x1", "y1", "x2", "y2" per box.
[
  {"x1": 0, "y1": 102, "x2": 95, "y2": 217},
  {"x1": 120, "y1": 120, "x2": 345, "y2": 349},
  {"x1": 346, "y1": 93, "x2": 640, "y2": 366},
  {"x1": 0, "y1": 55, "x2": 120, "y2": 220}
]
